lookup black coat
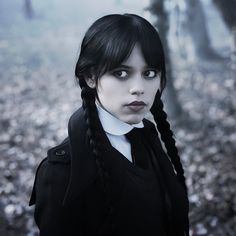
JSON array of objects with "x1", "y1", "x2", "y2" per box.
[{"x1": 29, "y1": 107, "x2": 189, "y2": 236}]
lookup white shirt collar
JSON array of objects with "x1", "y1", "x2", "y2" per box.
[{"x1": 96, "y1": 103, "x2": 144, "y2": 135}]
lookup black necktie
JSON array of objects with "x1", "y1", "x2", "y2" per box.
[{"x1": 125, "y1": 128, "x2": 150, "y2": 169}]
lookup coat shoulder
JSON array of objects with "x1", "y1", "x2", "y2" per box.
[
  {"x1": 47, "y1": 137, "x2": 71, "y2": 164},
  {"x1": 29, "y1": 138, "x2": 71, "y2": 206}
]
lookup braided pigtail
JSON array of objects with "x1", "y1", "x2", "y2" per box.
[
  {"x1": 150, "y1": 93, "x2": 188, "y2": 193},
  {"x1": 79, "y1": 79, "x2": 115, "y2": 224},
  {"x1": 79, "y1": 79, "x2": 105, "y2": 186}
]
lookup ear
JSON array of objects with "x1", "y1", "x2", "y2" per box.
[{"x1": 85, "y1": 77, "x2": 96, "y2": 89}]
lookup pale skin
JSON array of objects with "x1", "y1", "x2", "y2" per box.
[{"x1": 85, "y1": 44, "x2": 161, "y2": 125}]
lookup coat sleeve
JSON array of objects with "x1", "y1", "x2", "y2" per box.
[{"x1": 30, "y1": 157, "x2": 86, "y2": 235}]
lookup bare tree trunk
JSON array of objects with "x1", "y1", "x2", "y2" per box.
[
  {"x1": 24, "y1": 0, "x2": 34, "y2": 19},
  {"x1": 148, "y1": 0, "x2": 183, "y2": 119},
  {"x1": 212, "y1": 0, "x2": 236, "y2": 86},
  {"x1": 185, "y1": 0, "x2": 222, "y2": 60},
  {"x1": 231, "y1": 27, "x2": 236, "y2": 72},
  {"x1": 212, "y1": 0, "x2": 236, "y2": 30}
]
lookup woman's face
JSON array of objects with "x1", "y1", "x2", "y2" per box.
[{"x1": 86, "y1": 44, "x2": 161, "y2": 124}]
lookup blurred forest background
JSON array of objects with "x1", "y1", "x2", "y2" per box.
[{"x1": 0, "y1": 0, "x2": 235, "y2": 235}]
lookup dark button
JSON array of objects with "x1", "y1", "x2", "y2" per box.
[{"x1": 55, "y1": 149, "x2": 66, "y2": 156}]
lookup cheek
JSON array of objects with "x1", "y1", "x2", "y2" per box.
[
  {"x1": 97, "y1": 82, "x2": 119, "y2": 104},
  {"x1": 148, "y1": 82, "x2": 159, "y2": 98},
  {"x1": 146, "y1": 83, "x2": 159, "y2": 108},
  {"x1": 98, "y1": 80, "x2": 124, "y2": 98}
]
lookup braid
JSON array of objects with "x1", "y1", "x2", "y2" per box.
[
  {"x1": 79, "y1": 79, "x2": 115, "y2": 219},
  {"x1": 79, "y1": 79, "x2": 105, "y2": 182},
  {"x1": 151, "y1": 95, "x2": 188, "y2": 193}
]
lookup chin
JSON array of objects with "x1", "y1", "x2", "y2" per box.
[{"x1": 125, "y1": 116, "x2": 143, "y2": 125}]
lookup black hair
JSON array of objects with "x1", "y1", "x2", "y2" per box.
[
  {"x1": 75, "y1": 14, "x2": 166, "y2": 95},
  {"x1": 75, "y1": 13, "x2": 188, "y2": 233}
]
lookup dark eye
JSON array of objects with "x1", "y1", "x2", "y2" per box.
[
  {"x1": 112, "y1": 70, "x2": 128, "y2": 79},
  {"x1": 143, "y1": 70, "x2": 158, "y2": 79}
]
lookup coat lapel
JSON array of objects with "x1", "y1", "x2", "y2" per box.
[
  {"x1": 63, "y1": 107, "x2": 127, "y2": 206},
  {"x1": 63, "y1": 107, "x2": 97, "y2": 205}
]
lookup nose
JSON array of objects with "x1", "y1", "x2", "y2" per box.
[{"x1": 129, "y1": 76, "x2": 144, "y2": 95}]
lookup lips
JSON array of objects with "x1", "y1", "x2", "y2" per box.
[
  {"x1": 126, "y1": 101, "x2": 146, "y2": 112},
  {"x1": 127, "y1": 101, "x2": 146, "y2": 106}
]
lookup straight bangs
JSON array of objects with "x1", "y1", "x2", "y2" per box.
[{"x1": 95, "y1": 24, "x2": 138, "y2": 79}]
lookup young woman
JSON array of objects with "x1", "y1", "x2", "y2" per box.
[{"x1": 29, "y1": 13, "x2": 189, "y2": 236}]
